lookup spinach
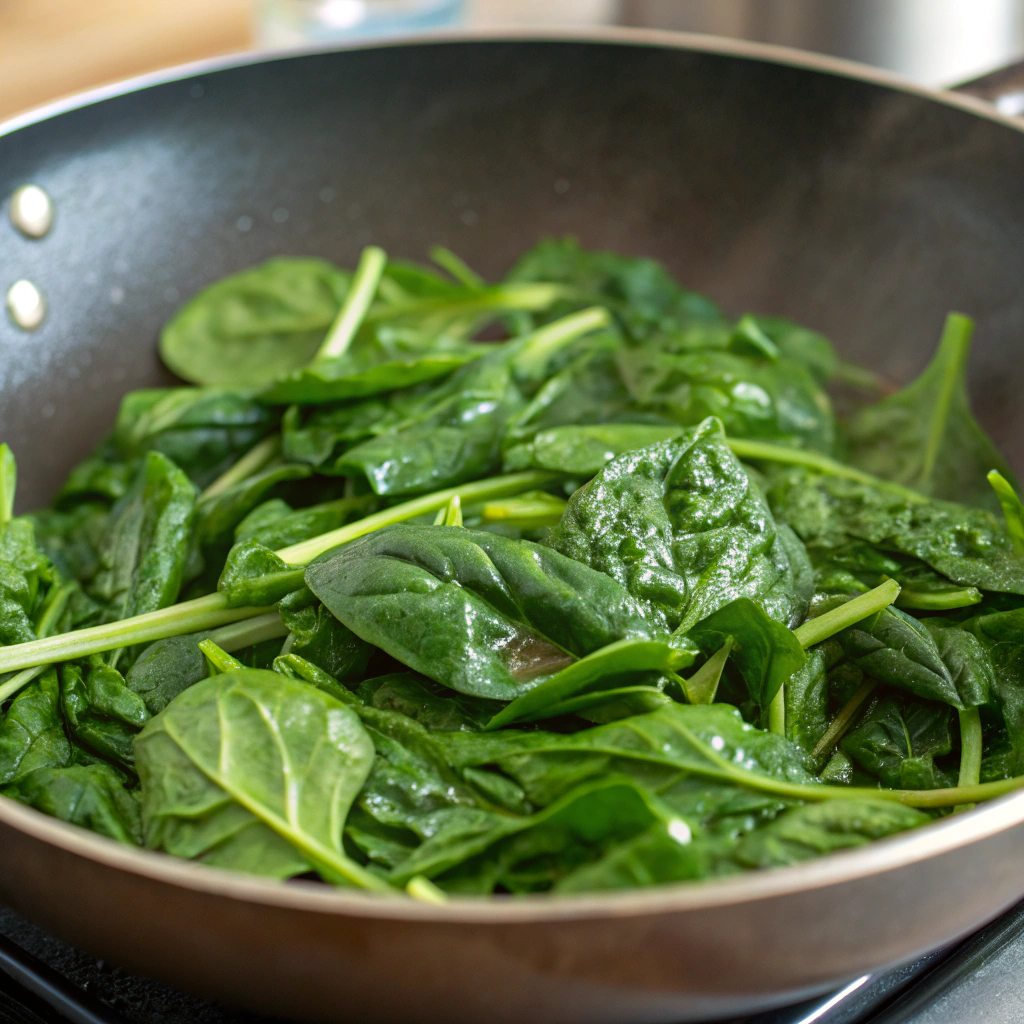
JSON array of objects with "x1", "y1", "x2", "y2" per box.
[
  {"x1": 305, "y1": 524, "x2": 655, "y2": 701},
  {"x1": 0, "y1": 669, "x2": 71, "y2": 784},
  {"x1": 160, "y1": 258, "x2": 351, "y2": 388},
  {"x1": 550, "y1": 418, "x2": 808, "y2": 632},
  {"x1": 3, "y1": 762, "x2": 141, "y2": 845},
  {"x1": 87, "y1": 453, "x2": 196, "y2": 647},
  {"x1": 840, "y1": 692, "x2": 956, "y2": 790},
  {"x1": 114, "y1": 389, "x2": 277, "y2": 490},
  {"x1": 845, "y1": 314, "x2": 1015, "y2": 512},
  {"x1": 61, "y1": 659, "x2": 148, "y2": 770},
  {"x1": 688, "y1": 597, "x2": 806, "y2": 713},
  {"x1": 135, "y1": 668, "x2": 387, "y2": 889},
  {"x1": 10, "y1": 237, "x2": 1024, "y2": 898},
  {"x1": 766, "y1": 467, "x2": 1024, "y2": 596}
]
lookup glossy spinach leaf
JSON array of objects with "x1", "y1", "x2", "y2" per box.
[
  {"x1": 0, "y1": 669, "x2": 71, "y2": 784},
  {"x1": 845, "y1": 314, "x2": 1015, "y2": 512},
  {"x1": 550, "y1": 419, "x2": 808, "y2": 633},
  {"x1": 785, "y1": 648, "x2": 830, "y2": 754},
  {"x1": 355, "y1": 672, "x2": 500, "y2": 733},
  {"x1": 61, "y1": 660, "x2": 148, "y2": 770},
  {"x1": 87, "y1": 452, "x2": 196, "y2": 646},
  {"x1": 259, "y1": 326, "x2": 486, "y2": 405},
  {"x1": 305, "y1": 524, "x2": 654, "y2": 701},
  {"x1": 840, "y1": 692, "x2": 955, "y2": 789},
  {"x1": 277, "y1": 587, "x2": 371, "y2": 682},
  {"x1": 3, "y1": 763, "x2": 141, "y2": 845},
  {"x1": 766, "y1": 467, "x2": 1024, "y2": 596},
  {"x1": 160, "y1": 258, "x2": 350, "y2": 388},
  {"x1": 234, "y1": 495, "x2": 372, "y2": 551},
  {"x1": 136, "y1": 668, "x2": 380, "y2": 887},
  {"x1": 114, "y1": 388, "x2": 277, "y2": 489},
  {"x1": 617, "y1": 347, "x2": 835, "y2": 454},
  {"x1": 0, "y1": 517, "x2": 59, "y2": 647},
  {"x1": 504, "y1": 423, "x2": 683, "y2": 476},
  {"x1": 688, "y1": 597, "x2": 806, "y2": 712},
  {"x1": 217, "y1": 540, "x2": 304, "y2": 609},
  {"x1": 194, "y1": 462, "x2": 312, "y2": 547},
  {"x1": 729, "y1": 798, "x2": 930, "y2": 869}
]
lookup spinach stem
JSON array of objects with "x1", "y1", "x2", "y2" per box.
[
  {"x1": 198, "y1": 640, "x2": 244, "y2": 675},
  {"x1": 433, "y1": 495, "x2": 463, "y2": 527},
  {"x1": 810, "y1": 680, "x2": 878, "y2": 767},
  {"x1": 988, "y1": 470, "x2": 1024, "y2": 556},
  {"x1": 315, "y1": 245, "x2": 388, "y2": 362},
  {"x1": 0, "y1": 472, "x2": 557, "y2": 673},
  {"x1": 512, "y1": 306, "x2": 611, "y2": 380},
  {"x1": 919, "y1": 313, "x2": 972, "y2": 490},
  {"x1": 364, "y1": 282, "x2": 564, "y2": 323},
  {"x1": 0, "y1": 443, "x2": 14, "y2": 528},
  {"x1": 406, "y1": 875, "x2": 449, "y2": 903},
  {"x1": 0, "y1": 666, "x2": 44, "y2": 706},
  {"x1": 276, "y1": 470, "x2": 556, "y2": 567},
  {"x1": 209, "y1": 611, "x2": 287, "y2": 652},
  {"x1": 429, "y1": 246, "x2": 485, "y2": 289},
  {"x1": 957, "y1": 707, "x2": 983, "y2": 791},
  {"x1": 198, "y1": 435, "x2": 282, "y2": 502},
  {"x1": 793, "y1": 580, "x2": 901, "y2": 649},
  {"x1": 895, "y1": 586, "x2": 982, "y2": 611},
  {"x1": 833, "y1": 360, "x2": 890, "y2": 393},
  {"x1": 768, "y1": 684, "x2": 786, "y2": 736},
  {"x1": 726, "y1": 438, "x2": 928, "y2": 503}
]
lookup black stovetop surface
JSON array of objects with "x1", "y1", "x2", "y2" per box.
[{"x1": 1, "y1": 898, "x2": 1023, "y2": 1024}]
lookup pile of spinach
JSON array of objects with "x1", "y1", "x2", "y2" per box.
[{"x1": 2, "y1": 239, "x2": 1023, "y2": 900}]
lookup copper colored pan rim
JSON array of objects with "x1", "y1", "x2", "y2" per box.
[{"x1": 3, "y1": 26, "x2": 1024, "y2": 925}]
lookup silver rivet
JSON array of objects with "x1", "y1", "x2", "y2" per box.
[
  {"x1": 6, "y1": 280, "x2": 46, "y2": 330},
  {"x1": 9, "y1": 184, "x2": 54, "y2": 238}
]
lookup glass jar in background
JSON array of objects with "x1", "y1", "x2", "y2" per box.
[{"x1": 254, "y1": 0, "x2": 466, "y2": 48}]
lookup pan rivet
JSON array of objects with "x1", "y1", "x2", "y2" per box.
[
  {"x1": 8, "y1": 185, "x2": 54, "y2": 239},
  {"x1": 6, "y1": 279, "x2": 46, "y2": 330}
]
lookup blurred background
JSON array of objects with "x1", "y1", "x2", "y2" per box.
[{"x1": 3, "y1": 0, "x2": 1024, "y2": 122}]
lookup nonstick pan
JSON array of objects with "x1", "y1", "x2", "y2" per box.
[{"x1": 2, "y1": 28, "x2": 1024, "y2": 1024}]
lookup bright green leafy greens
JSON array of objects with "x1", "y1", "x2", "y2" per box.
[{"x1": 2, "y1": 239, "x2": 1023, "y2": 900}]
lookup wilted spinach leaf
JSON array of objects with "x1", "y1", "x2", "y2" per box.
[{"x1": 61, "y1": 660, "x2": 148, "y2": 770}]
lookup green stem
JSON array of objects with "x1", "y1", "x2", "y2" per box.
[
  {"x1": 315, "y1": 246, "x2": 388, "y2": 361},
  {"x1": 364, "y1": 283, "x2": 565, "y2": 323},
  {"x1": 793, "y1": 580, "x2": 901, "y2": 649},
  {"x1": 276, "y1": 470, "x2": 556, "y2": 567},
  {"x1": 988, "y1": 470, "x2": 1024, "y2": 556},
  {"x1": 406, "y1": 875, "x2": 449, "y2": 903},
  {"x1": 209, "y1": 612, "x2": 287, "y2": 652},
  {"x1": 895, "y1": 586, "x2": 982, "y2": 611},
  {"x1": 512, "y1": 306, "x2": 610, "y2": 380},
  {"x1": 0, "y1": 443, "x2": 15, "y2": 528},
  {"x1": 198, "y1": 640, "x2": 243, "y2": 675},
  {"x1": 0, "y1": 666, "x2": 44, "y2": 706},
  {"x1": 429, "y1": 246, "x2": 485, "y2": 289},
  {"x1": 0, "y1": 472, "x2": 557, "y2": 673},
  {"x1": 198, "y1": 436, "x2": 281, "y2": 502},
  {"x1": 433, "y1": 495, "x2": 463, "y2": 527},
  {"x1": 652, "y1": 720, "x2": 1024, "y2": 809},
  {"x1": 726, "y1": 438, "x2": 928, "y2": 504},
  {"x1": 920, "y1": 313, "x2": 972, "y2": 489},
  {"x1": 0, "y1": 594, "x2": 264, "y2": 675},
  {"x1": 957, "y1": 707, "x2": 983, "y2": 790},
  {"x1": 810, "y1": 680, "x2": 878, "y2": 768},
  {"x1": 768, "y1": 684, "x2": 786, "y2": 736}
]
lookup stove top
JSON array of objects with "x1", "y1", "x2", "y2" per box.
[{"x1": 1, "y1": 899, "x2": 1022, "y2": 1024}]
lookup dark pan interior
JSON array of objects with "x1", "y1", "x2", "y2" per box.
[{"x1": 3, "y1": 38, "x2": 1024, "y2": 512}]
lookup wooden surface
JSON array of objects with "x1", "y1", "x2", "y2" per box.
[{"x1": 0, "y1": 0, "x2": 251, "y2": 122}]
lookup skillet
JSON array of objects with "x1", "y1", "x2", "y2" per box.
[{"x1": 2, "y1": 28, "x2": 1024, "y2": 1023}]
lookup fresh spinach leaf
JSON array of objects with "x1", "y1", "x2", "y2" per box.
[
  {"x1": 61, "y1": 660, "x2": 148, "y2": 770},
  {"x1": 550, "y1": 419, "x2": 808, "y2": 633},
  {"x1": 845, "y1": 313, "x2": 1015, "y2": 512},
  {"x1": 305, "y1": 523, "x2": 654, "y2": 701},
  {"x1": 0, "y1": 668, "x2": 71, "y2": 784}
]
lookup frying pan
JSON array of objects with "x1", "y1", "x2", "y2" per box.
[{"x1": 2, "y1": 28, "x2": 1024, "y2": 1024}]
